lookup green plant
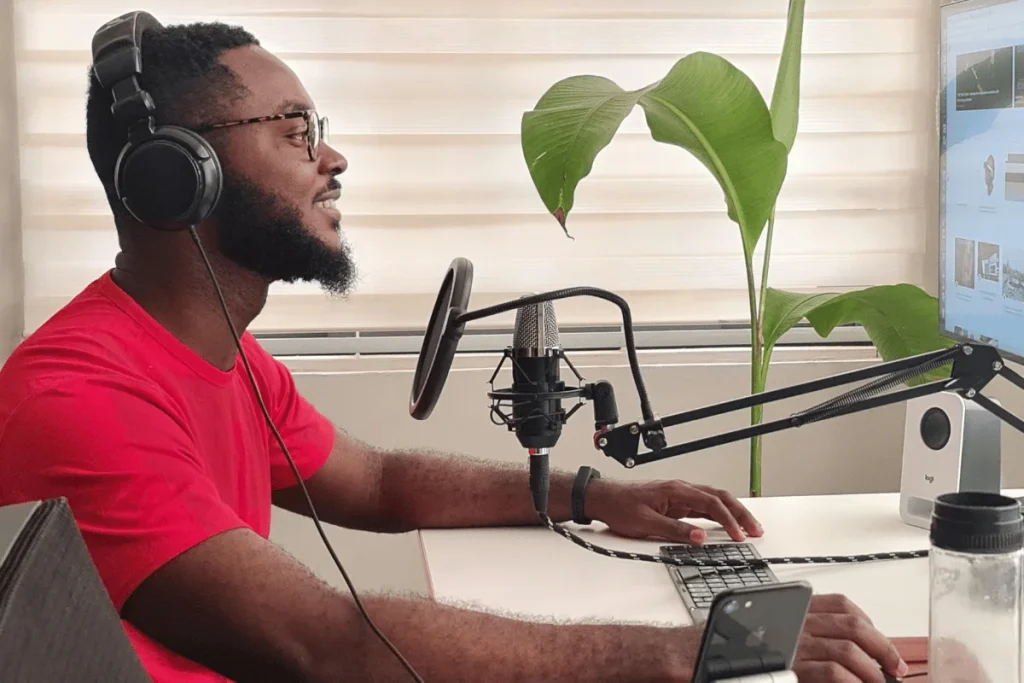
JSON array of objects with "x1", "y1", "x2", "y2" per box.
[{"x1": 519, "y1": 0, "x2": 953, "y2": 497}]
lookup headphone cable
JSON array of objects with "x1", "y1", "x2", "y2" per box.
[{"x1": 188, "y1": 227, "x2": 425, "y2": 683}]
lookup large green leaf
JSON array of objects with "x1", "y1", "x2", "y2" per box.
[
  {"x1": 521, "y1": 52, "x2": 789, "y2": 251},
  {"x1": 520, "y1": 75, "x2": 644, "y2": 237},
  {"x1": 638, "y1": 53, "x2": 789, "y2": 253},
  {"x1": 762, "y1": 285, "x2": 956, "y2": 384},
  {"x1": 761, "y1": 289, "x2": 840, "y2": 356},
  {"x1": 769, "y1": 0, "x2": 806, "y2": 152}
]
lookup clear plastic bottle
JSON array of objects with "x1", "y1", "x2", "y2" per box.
[{"x1": 929, "y1": 491, "x2": 1023, "y2": 683}]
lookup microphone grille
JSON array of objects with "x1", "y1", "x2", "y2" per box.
[{"x1": 512, "y1": 299, "x2": 560, "y2": 349}]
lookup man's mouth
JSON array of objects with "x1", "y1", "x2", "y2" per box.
[
  {"x1": 314, "y1": 195, "x2": 342, "y2": 227},
  {"x1": 313, "y1": 184, "x2": 342, "y2": 224}
]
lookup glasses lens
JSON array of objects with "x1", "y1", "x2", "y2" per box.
[{"x1": 307, "y1": 112, "x2": 320, "y2": 160}]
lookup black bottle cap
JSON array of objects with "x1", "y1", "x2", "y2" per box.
[{"x1": 930, "y1": 492, "x2": 1024, "y2": 554}]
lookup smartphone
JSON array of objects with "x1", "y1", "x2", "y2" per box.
[{"x1": 691, "y1": 581, "x2": 812, "y2": 683}]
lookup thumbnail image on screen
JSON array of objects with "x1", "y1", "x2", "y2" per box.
[
  {"x1": 957, "y1": 47, "x2": 1014, "y2": 110},
  {"x1": 940, "y1": 0, "x2": 1024, "y2": 362}
]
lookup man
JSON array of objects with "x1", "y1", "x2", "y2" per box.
[{"x1": 0, "y1": 18, "x2": 910, "y2": 683}]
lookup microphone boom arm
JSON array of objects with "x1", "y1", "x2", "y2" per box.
[
  {"x1": 597, "y1": 343, "x2": 1024, "y2": 468},
  {"x1": 434, "y1": 271, "x2": 1024, "y2": 570},
  {"x1": 452, "y1": 284, "x2": 1024, "y2": 470}
]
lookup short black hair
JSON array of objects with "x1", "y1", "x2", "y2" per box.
[{"x1": 85, "y1": 21, "x2": 259, "y2": 219}]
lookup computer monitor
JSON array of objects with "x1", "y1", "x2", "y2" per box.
[{"x1": 940, "y1": 0, "x2": 1024, "y2": 363}]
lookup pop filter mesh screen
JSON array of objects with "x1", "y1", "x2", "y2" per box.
[{"x1": 0, "y1": 498, "x2": 151, "y2": 682}]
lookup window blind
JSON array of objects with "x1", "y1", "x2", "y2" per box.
[{"x1": 12, "y1": 0, "x2": 936, "y2": 341}]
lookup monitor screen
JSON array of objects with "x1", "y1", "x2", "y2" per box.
[{"x1": 940, "y1": 0, "x2": 1024, "y2": 362}]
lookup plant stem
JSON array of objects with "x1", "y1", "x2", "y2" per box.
[
  {"x1": 748, "y1": 209, "x2": 776, "y2": 498},
  {"x1": 758, "y1": 209, "x2": 776, "y2": 328},
  {"x1": 743, "y1": 254, "x2": 762, "y2": 499}
]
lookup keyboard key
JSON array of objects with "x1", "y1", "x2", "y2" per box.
[{"x1": 662, "y1": 542, "x2": 781, "y2": 626}]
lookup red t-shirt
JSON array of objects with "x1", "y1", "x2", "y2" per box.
[{"x1": 0, "y1": 271, "x2": 336, "y2": 681}]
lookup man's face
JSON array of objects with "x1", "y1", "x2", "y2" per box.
[{"x1": 205, "y1": 46, "x2": 355, "y2": 295}]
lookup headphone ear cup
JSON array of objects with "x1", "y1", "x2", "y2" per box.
[{"x1": 114, "y1": 125, "x2": 223, "y2": 230}]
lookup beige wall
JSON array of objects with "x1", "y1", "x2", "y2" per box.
[
  {"x1": 270, "y1": 347, "x2": 1024, "y2": 597},
  {"x1": 0, "y1": 0, "x2": 24, "y2": 361}
]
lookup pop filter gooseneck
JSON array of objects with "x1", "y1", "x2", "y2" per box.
[{"x1": 410, "y1": 257, "x2": 474, "y2": 419}]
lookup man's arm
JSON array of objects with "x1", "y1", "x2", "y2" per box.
[
  {"x1": 123, "y1": 527, "x2": 696, "y2": 683},
  {"x1": 263, "y1": 342, "x2": 736, "y2": 536},
  {"x1": 128, "y1": 530, "x2": 910, "y2": 683},
  {"x1": 272, "y1": 428, "x2": 580, "y2": 532},
  {"x1": 273, "y1": 429, "x2": 761, "y2": 541}
]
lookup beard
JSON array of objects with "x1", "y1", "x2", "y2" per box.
[{"x1": 212, "y1": 170, "x2": 356, "y2": 296}]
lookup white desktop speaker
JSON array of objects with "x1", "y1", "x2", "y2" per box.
[{"x1": 899, "y1": 391, "x2": 1002, "y2": 529}]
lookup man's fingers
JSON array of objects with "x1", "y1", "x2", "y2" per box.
[
  {"x1": 796, "y1": 638, "x2": 887, "y2": 683},
  {"x1": 694, "y1": 485, "x2": 763, "y2": 537},
  {"x1": 802, "y1": 614, "x2": 907, "y2": 680},
  {"x1": 639, "y1": 509, "x2": 708, "y2": 544},
  {"x1": 809, "y1": 594, "x2": 874, "y2": 625},
  {"x1": 668, "y1": 483, "x2": 745, "y2": 541}
]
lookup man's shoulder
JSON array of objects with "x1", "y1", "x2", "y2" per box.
[
  {"x1": 0, "y1": 349, "x2": 170, "y2": 438},
  {"x1": 0, "y1": 364, "x2": 185, "y2": 509},
  {"x1": 0, "y1": 280, "x2": 167, "y2": 429},
  {"x1": 11, "y1": 316, "x2": 146, "y2": 374}
]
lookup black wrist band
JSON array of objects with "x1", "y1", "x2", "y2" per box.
[{"x1": 572, "y1": 466, "x2": 601, "y2": 525}]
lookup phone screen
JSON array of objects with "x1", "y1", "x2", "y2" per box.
[{"x1": 693, "y1": 581, "x2": 812, "y2": 683}]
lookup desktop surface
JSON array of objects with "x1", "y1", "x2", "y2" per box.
[{"x1": 418, "y1": 492, "x2": 1019, "y2": 637}]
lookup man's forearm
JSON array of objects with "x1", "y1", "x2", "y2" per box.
[
  {"x1": 305, "y1": 593, "x2": 696, "y2": 683},
  {"x1": 127, "y1": 521, "x2": 696, "y2": 683},
  {"x1": 378, "y1": 449, "x2": 580, "y2": 530}
]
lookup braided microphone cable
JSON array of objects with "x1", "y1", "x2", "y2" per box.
[{"x1": 536, "y1": 512, "x2": 929, "y2": 568}]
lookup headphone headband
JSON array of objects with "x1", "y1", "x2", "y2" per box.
[
  {"x1": 89, "y1": 10, "x2": 223, "y2": 229},
  {"x1": 91, "y1": 11, "x2": 163, "y2": 131}
]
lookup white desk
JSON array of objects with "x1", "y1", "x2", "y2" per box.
[{"x1": 418, "y1": 491, "x2": 1020, "y2": 638}]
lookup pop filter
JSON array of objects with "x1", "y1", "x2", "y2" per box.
[{"x1": 410, "y1": 257, "x2": 474, "y2": 420}]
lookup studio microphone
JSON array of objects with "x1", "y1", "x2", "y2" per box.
[
  {"x1": 510, "y1": 299, "x2": 565, "y2": 452},
  {"x1": 407, "y1": 258, "x2": 620, "y2": 516},
  {"x1": 508, "y1": 299, "x2": 566, "y2": 517}
]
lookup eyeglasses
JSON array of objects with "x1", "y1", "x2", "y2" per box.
[{"x1": 194, "y1": 109, "x2": 330, "y2": 161}]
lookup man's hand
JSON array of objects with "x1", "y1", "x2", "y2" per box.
[
  {"x1": 585, "y1": 478, "x2": 763, "y2": 543},
  {"x1": 793, "y1": 594, "x2": 909, "y2": 682}
]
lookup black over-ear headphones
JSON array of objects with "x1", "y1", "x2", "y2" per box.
[{"x1": 91, "y1": 11, "x2": 222, "y2": 230}]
